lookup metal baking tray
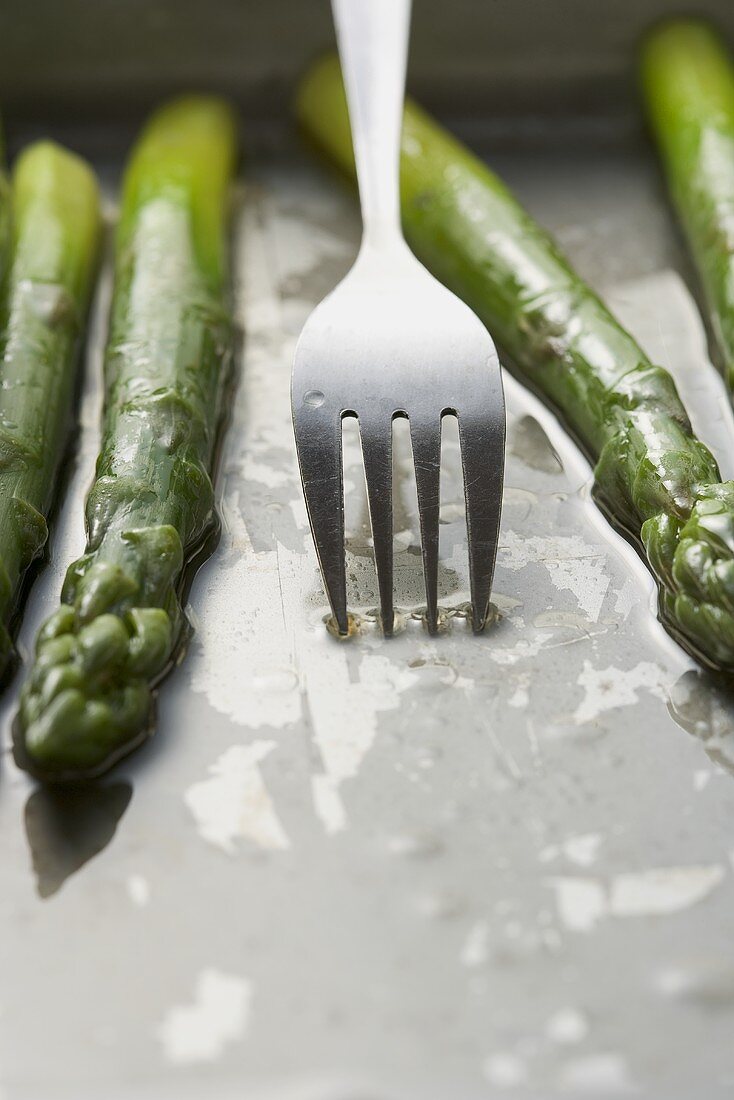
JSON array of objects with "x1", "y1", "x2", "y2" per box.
[{"x1": 3, "y1": 2, "x2": 734, "y2": 1097}]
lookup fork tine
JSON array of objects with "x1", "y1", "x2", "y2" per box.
[
  {"x1": 410, "y1": 414, "x2": 442, "y2": 634},
  {"x1": 458, "y1": 402, "x2": 505, "y2": 632},
  {"x1": 360, "y1": 416, "x2": 394, "y2": 635},
  {"x1": 293, "y1": 411, "x2": 349, "y2": 635}
]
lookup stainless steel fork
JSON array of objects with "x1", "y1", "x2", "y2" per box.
[{"x1": 292, "y1": 0, "x2": 505, "y2": 637}]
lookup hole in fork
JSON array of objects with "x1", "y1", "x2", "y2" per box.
[
  {"x1": 439, "y1": 412, "x2": 471, "y2": 611},
  {"x1": 391, "y1": 414, "x2": 422, "y2": 623},
  {"x1": 341, "y1": 413, "x2": 378, "y2": 619}
]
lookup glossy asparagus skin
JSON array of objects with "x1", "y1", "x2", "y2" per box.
[
  {"x1": 297, "y1": 55, "x2": 734, "y2": 670},
  {"x1": 19, "y1": 97, "x2": 237, "y2": 778},
  {"x1": 641, "y1": 20, "x2": 734, "y2": 391},
  {"x1": 0, "y1": 142, "x2": 100, "y2": 677}
]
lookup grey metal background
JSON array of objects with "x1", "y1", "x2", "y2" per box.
[
  {"x1": 1, "y1": 0, "x2": 734, "y2": 120},
  {"x1": 2, "y1": 2, "x2": 734, "y2": 1098}
]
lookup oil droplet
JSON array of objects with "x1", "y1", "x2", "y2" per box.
[
  {"x1": 324, "y1": 612, "x2": 360, "y2": 639},
  {"x1": 534, "y1": 610, "x2": 591, "y2": 631},
  {"x1": 406, "y1": 658, "x2": 458, "y2": 688}
]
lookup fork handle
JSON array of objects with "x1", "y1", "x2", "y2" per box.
[{"x1": 331, "y1": 0, "x2": 411, "y2": 251}]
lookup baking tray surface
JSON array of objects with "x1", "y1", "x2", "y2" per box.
[{"x1": 2, "y1": 129, "x2": 734, "y2": 1098}]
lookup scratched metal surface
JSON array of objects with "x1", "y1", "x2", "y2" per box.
[{"x1": 3, "y1": 126, "x2": 734, "y2": 1099}]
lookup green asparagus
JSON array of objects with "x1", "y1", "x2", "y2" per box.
[
  {"x1": 18, "y1": 97, "x2": 237, "y2": 779},
  {"x1": 0, "y1": 142, "x2": 100, "y2": 677},
  {"x1": 297, "y1": 55, "x2": 734, "y2": 670},
  {"x1": 641, "y1": 20, "x2": 734, "y2": 392}
]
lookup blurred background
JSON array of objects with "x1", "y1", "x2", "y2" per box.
[{"x1": 3, "y1": 0, "x2": 734, "y2": 124}]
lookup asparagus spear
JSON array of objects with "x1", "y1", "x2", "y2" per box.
[
  {"x1": 0, "y1": 142, "x2": 100, "y2": 677},
  {"x1": 297, "y1": 55, "x2": 734, "y2": 670},
  {"x1": 18, "y1": 97, "x2": 237, "y2": 779},
  {"x1": 641, "y1": 20, "x2": 734, "y2": 391}
]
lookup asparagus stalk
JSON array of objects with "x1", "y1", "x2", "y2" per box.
[
  {"x1": 641, "y1": 20, "x2": 734, "y2": 391},
  {"x1": 297, "y1": 55, "x2": 734, "y2": 670},
  {"x1": 0, "y1": 142, "x2": 100, "y2": 676},
  {"x1": 18, "y1": 97, "x2": 237, "y2": 779}
]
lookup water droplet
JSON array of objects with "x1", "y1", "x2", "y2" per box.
[
  {"x1": 303, "y1": 389, "x2": 325, "y2": 408},
  {"x1": 324, "y1": 612, "x2": 360, "y2": 639},
  {"x1": 406, "y1": 657, "x2": 457, "y2": 688}
]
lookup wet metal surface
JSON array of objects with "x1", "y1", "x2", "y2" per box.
[{"x1": 2, "y1": 135, "x2": 734, "y2": 1097}]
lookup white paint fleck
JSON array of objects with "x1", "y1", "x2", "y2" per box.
[
  {"x1": 613, "y1": 577, "x2": 638, "y2": 619},
  {"x1": 303, "y1": 648, "x2": 415, "y2": 833},
  {"x1": 546, "y1": 1008, "x2": 590, "y2": 1044},
  {"x1": 573, "y1": 660, "x2": 667, "y2": 723},
  {"x1": 693, "y1": 769, "x2": 712, "y2": 792},
  {"x1": 461, "y1": 920, "x2": 489, "y2": 968},
  {"x1": 508, "y1": 672, "x2": 531, "y2": 709},
  {"x1": 220, "y1": 505, "x2": 409, "y2": 818},
  {"x1": 483, "y1": 1052, "x2": 527, "y2": 1088},
  {"x1": 311, "y1": 773, "x2": 347, "y2": 835},
  {"x1": 549, "y1": 865, "x2": 725, "y2": 930},
  {"x1": 563, "y1": 833, "x2": 602, "y2": 868},
  {"x1": 190, "y1": 539, "x2": 302, "y2": 731},
  {"x1": 498, "y1": 531, "x2": 610, "y2": 621},
  {"x1": 548, "y1": 558, "x2": 610, "y2": 622},
  {"x1": 541, "y1": 834, "x2": 602, "y2": 868},
  {"x1": 609, "y1": 865, "x2": 725, "y2": 917},
  {"x1": 185, "y1": 742, "x2": 290, "y2": 854},
  {"x1": 489, "y1": 631, "x2": 554, "y2": 667},
  {"x1": 546, "y1": 877, "x2": 607, "y2": 933},
  {"x1": 156, "y1": 969, "x2": 252, "y2": 1065},
  {"x1": 559, "y1": 1052, "x2": 632, "y2": 1092},
  {"x1": 241, "y1": 456, "x2": 291, "y2": 489},
  {"x1": 127, "y1": 874, "x2": 150, "y2": 908}
]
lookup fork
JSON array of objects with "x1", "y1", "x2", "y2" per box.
[{"x1": 291, "y1": 0, "x2": 505, "y2": 637}]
